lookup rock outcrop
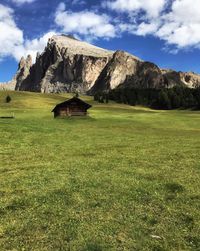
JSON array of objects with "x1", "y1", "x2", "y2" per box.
[
  {"x1": 161, "y1": 70, "x2": 200, "y2": 88},
  {"x1": 15, "y1": 35, "x2": 113, "y2": 93},
  {"x1": 89, "y1": 50, "x2": 140, "y2": 94},
  {"x1": 0, "y1": 55, "x2": 32, "y2": 91},
  {"x1": 2, "y1": 34, "x2": 200, "y2": 93},
  {"x1": 15, "y1": 55, "x2": 32, "y2": 90},
  {"x1": 128, "y1": 61, "x2": 165, "y2": 88}
]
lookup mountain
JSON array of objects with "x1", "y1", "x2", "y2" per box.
[
  {"x1": 0, "y1": 55, "x2": 32, "y2": 91},
  {"x1": 0, "y1": 81, "x2": 16, "y2": 91},
  {"x1": 15, "y1": 35, "x2": 114, "y2": 93},
  {"x1": 2, "y1": 34, "x2": 200, "y2": 93}
]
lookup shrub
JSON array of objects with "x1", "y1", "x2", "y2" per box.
[{"x1": 6, "y1": 95, "x2": 11, "y2": 103}]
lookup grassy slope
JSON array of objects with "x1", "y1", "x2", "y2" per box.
[{"x1": 0, "y1": 91, "x2": 200, "y2": 251}]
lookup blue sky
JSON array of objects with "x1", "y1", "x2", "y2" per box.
[{"x1": 1, "y1": 0, "x2": 200, "y2": 82}]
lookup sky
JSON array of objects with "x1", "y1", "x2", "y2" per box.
[{"x1": 1, "y1": 0, "x2": 200, "y2": 82}]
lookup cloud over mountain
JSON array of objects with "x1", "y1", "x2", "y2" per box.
[
  {"x1": 104, "y1": 0, "x2": 200, "y2": 50},
  {"x1": 1, "y1": 0, "x2": 200, "y2": 64},
  {"x1": 0, "y1": 3, "x2": 56, "y2": 62},
  {"x1": 104, "y1": 0, "x2": 166, "y2": 18},
  {"x1": 55, "y1": 3, "x2": 116, "y2": 40}
]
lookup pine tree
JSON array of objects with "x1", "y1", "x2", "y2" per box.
[{"x1": 158, "y1": 90, "x2": 171, "y2": 109}]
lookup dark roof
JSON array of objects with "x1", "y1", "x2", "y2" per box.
[{"x1": 52, "y1": 97, "x2": 92, "y2": 112}]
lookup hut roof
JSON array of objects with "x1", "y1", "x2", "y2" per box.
[{"x1": 52, "y1": 97, "x2": 92, "y2": 112}]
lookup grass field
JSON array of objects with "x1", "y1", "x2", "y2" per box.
[{"x1": 0, "y1": 91, "x2": 200, "y2": 251}]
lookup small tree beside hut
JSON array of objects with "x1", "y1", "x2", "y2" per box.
[{"x1": 5, "y1": 95, "x2": 11, "y2": 103}]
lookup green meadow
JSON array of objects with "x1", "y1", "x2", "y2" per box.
[{"x1": 0, "y1": 91, "x2": 200, "y2": 251}]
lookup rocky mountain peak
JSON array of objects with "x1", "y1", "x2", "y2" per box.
[
  {"x1": 26, "y1": 55, "x2": 32, "y2": 67},
  {"x1": 14, "y1": 55, "x2": 33, "y2": 90},
  {"x1": 0, "y1": 54, "x2": 33, "y2": 91},
  {"x1": 2, "y1": 34, "x2": 200, "y2": 93},
  {"x1": 48, "y1": 35, "x2": 114, "y2": 58},
  {"x1": 18, "y1": 55, "x2": 32, "y2": 71},
  {"x1": 19, "y1": 57, "x2": 26, "y2": 69}
]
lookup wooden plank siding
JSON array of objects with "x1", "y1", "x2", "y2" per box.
[{"x1": 52, "y1": 98, "x2": 91, "y2": 118}]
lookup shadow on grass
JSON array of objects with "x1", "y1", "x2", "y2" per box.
[{"x1": 165, "y1": 182, "x2": 185, "y2": 193}]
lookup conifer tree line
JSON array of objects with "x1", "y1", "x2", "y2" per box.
[{"x1": 94, "y1": 87, "x2": 200, "y2": 110}]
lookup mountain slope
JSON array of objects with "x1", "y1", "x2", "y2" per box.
[{"x1": 4, "y1": 34, "x2": 200, "y2": 93}]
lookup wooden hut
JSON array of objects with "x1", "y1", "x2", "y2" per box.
[{"x1": 52, "y1": 97, "x2": 92, "y2": 118}]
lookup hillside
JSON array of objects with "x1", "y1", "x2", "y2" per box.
[
  {"x1": 0, "y1": 91, "x2": 200, "y2": 250},
  {"x1": 1, "y1": 34, "x2": 200, "y2": 93}
]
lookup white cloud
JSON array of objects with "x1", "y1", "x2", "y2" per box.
[
  {"x1": 14, "y1": 31, "x2": 57, "y2": 62},
  {"x1": 55, "y1": 3, "x2": 116, "y2": 40},
  {"x1": 0, "y1": 4, "x2": 23, "y2": 59},
  {"x1": 135, "y1": 22, "x2": 160, "y2": 36},
  {"x1": 117, "y1": 21, "x2": 158, "y2": 36},
  {"x1": 25, "y1": 31, "x2": 57, "y2": 61},
  {"x1": 0, "y1": 4, "x2": 56, "y2": 62},
  {"x1": 2, "y1": 0, "x2": 200, "y2": 63},
  {"x1": 104, "y1": 0, "x2": 200, "y2": 50},
  {"x1": 155, "y1": 0, "x2": 200, "y2": 49},
  {"x1": 70, "y1": 0, "x2": 86, "y2": 5},
  {"x1": 11, "y1": 0, "x2": 36, "y2": 4},
  {"x1": 104, "y1": 0, "x2": 166, "y2": 18}
]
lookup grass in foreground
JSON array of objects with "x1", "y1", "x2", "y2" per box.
[{"x1": 0, "y1": 91, "x2": 200, "y2": 251}]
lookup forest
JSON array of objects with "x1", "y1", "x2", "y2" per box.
[{"x1": 94, "y1": 87, "x2": 200, "y2": 110}]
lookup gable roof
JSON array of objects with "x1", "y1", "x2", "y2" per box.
[{"x1": 52, "y1": 97, "x2": 92, "y2": 112}]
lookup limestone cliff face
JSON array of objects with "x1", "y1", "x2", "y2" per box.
[
  {"x1": 0, "y1": 55, "x2": 32, "y2": 91},
  {"x1": 109, "y1": 60, "x2": 165, "y2": 90},
  {"x1": 161, "y1": 70, "x2": 200, "y2": 88},
  {"x1": 15, "y1": 55, "x2": 32, "y2": 90},
  {"x1": 3, "y1": 34, "x2": 200, "y2": 93},
  {"x1": 16, "y1": 35, "x2": 112, "y2": 93},
  {"x1": 1, "y1": 48, "x2": 154, "y2": 92},
  {"x1": 90, "y1": 51, "x2": 140, "y2": 93}
]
